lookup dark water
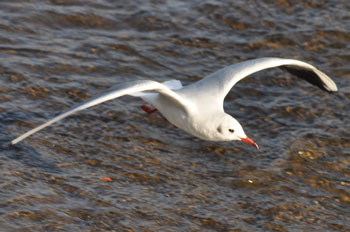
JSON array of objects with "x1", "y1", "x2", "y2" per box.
[{"x1": 1, "y1": 0, "x2": 350, "y2": 231}]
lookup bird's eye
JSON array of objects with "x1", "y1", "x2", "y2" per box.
[{"x1": 228, "y1": 129, "x2": 234, "y2": 133}]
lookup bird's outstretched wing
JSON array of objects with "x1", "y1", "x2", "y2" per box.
[
  {"x1": 188, "y1": 57, "x2": 338, "y2": 107},
  {"x1": 11, "y1": 80, "x2": 191, "y2": 144}
]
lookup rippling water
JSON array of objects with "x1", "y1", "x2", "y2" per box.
[{"x1": 1, "y1": 0, "x2": 349, "y2": 231}]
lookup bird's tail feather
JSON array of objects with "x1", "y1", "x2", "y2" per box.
[{"x1": 128, "y1": 79, "x2": 182, "y2": 101}]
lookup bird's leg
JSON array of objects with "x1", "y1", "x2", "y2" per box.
[{"x1": 140, "y1": 105, "x2": 158, "y2": 115}]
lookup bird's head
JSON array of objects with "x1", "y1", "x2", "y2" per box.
[{"x1": 217, "y1": 114, "x2": 259, "y2": 149}]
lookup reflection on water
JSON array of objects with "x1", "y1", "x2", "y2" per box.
[{"x1": 1, "y1": 0, "x2": 349, "y2": 231}]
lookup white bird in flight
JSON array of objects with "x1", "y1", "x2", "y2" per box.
[{"x1": 11, "y1": 58, "x2": 337, "y2": 148}]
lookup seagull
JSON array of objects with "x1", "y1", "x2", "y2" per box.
[{"x1": 11, "y1": 57, "x2": 337, "y2": 148}]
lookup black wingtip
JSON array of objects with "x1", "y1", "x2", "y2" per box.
[{"x1": 281, "y1": 65, "x2": 338, "y2": 93}]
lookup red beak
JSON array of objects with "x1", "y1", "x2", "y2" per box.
[{"x1": 240, "y1": 136, "x2": 259, "y2": 149}]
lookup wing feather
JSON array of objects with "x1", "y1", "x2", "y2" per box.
[
  {"x1": 11, "y1": 80, "x2": 191, "y2": 144},
  {"x1": 187, "y1": 57, "x2": 337, "y2": 107}
]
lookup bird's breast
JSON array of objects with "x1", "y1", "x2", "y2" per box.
[{"x1": 151, "y1": 94, "x2": 221, "y2": 141}]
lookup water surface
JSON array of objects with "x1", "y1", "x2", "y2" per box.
[{"x1": 1, "y1": 0, "x2": 349, "y2": 231}]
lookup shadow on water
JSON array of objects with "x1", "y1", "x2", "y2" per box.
[{"x1": 0, "y1": 111, "x2": 61, "y2": 174}]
